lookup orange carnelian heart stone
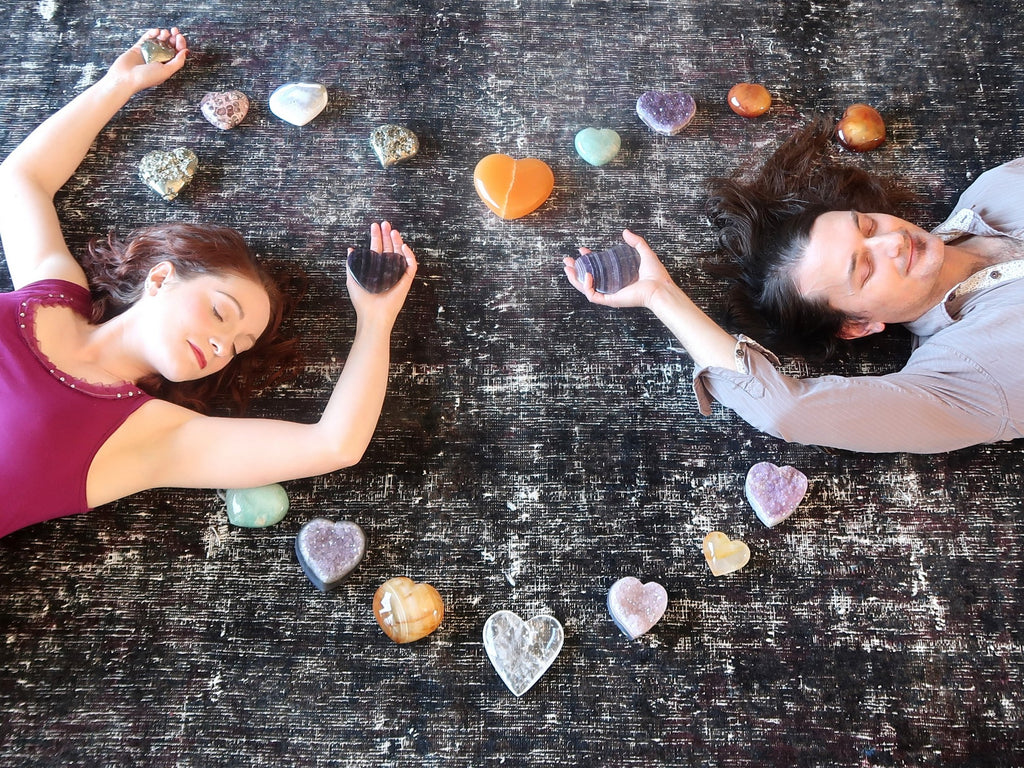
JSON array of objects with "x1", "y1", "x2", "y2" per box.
[{"x1": 473, "y1": 153, "x2": 554, "y2": 220}]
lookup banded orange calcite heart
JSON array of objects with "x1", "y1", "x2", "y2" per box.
[
  {"x1": 702, "y1": 531, "x2": 751, "y2": 576},
  {"x1": 373, "y1": 577, "x2": 444, "y2": 643},
  {"x1": 473, "y1": 153, "x2": 554, "y2": 219}
]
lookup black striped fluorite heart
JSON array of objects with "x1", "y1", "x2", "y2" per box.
[{"x1": 346, "y1": 247, "x2": 407, "y2": 293}]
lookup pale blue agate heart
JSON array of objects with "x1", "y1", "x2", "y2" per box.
[
  {"x1": 220, "y1": 484, "x2": 290, "y2": 528},
  {"x1": 574, "y1": 127, "x2": 621, "y2": 166}
]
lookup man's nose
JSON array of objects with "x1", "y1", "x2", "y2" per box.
[{"x1": 870, "y1": 231, "x2": 904, "y2": 260}]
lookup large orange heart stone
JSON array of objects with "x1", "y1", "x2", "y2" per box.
[{"x1": 473, "y1": 153, "x2": 554, "y2": 219}]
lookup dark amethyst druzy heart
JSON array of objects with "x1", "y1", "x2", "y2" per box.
[
  {"x1": 635, "y1": 90, "x2": 697, "y2": 135},
  {"x1": 295, "y1": 518, "x2": 367, "y2": 592},
  {"x1": 574, "y1": 243, "x2": 641, "y2": 294},
  {"x1": 346, "y1": 247, "x2": 407, "y2": 293}
]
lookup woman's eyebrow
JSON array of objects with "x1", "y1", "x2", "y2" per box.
[{"x1": 216, "y1": 290, "x2": 245, "y2": 319}]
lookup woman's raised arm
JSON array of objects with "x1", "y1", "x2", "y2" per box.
[
  {"x1": 86, "y1": 222, "x2": 419, "y2": 504},
  {"x1": 0, "y1": 28, "x2": 187, "y2": 290}
]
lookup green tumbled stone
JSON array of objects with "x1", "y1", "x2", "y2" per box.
[{"x1": 222, "y1": 484, "x2": 290, "y2": 528}]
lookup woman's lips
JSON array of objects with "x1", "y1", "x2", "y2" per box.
[{"x1": 189, "y1": 341, "x2": 207, "y2": 369}]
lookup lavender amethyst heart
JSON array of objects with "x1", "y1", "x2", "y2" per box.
[
  {"x1": 295, "y1": 519, "x2": 367, "y2": 591},
  {"x1": 745, "y1": 462, "x2": 808, "y2": 527},
  {"x1": 635, "y1": 90, "x2": 696, "y2": 135},
  {"x1": 607, "y1": 577, "x2": 668, "y2": 640}
]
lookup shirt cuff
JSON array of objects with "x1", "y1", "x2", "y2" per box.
[{"x1": 691, "y1": 335, "x2": 780, "y2": 416}]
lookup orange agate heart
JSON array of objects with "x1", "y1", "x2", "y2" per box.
[
  {"x1": 373, "y1": 576, "x2": 444, "y2": 643},
  {"x1": 473, "y1": 153, "x2": 554, "y2": 219}
]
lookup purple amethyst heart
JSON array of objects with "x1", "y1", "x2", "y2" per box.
[
  {"x1": 347, "y1": 247, "x2": 407, "y2": 294},
  {"x1": 607, "y1": 577, "x2": 668, "y2": 639},
  {"x1": 575, "y1": 243, "x2": 641, "y2": 294},
  {"x1": 295, "y1": 519, "x2": 367, "y2": 591},
  {"x1": 745, "y1": 462, "x2": 808, "y2": 527},
  {"x1": 635, "y1": 90, "x2": 697, "y2": 135}
]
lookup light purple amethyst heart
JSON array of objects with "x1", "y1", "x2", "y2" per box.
[
  {"x1": 295, "y1": 518, "x2": 366, "y2": 591},
  {"x1": 745, "y1": 462, "x2": 808, "y2": 527},
  {"x1": 635, "y1": 90, "x2": 696, "y2": 135},
  {"x1": 607, "y1": 577, "x2": 669, "y2": 639}
]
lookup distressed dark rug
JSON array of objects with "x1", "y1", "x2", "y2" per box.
[{"x1": 2, "y1": 1, "x2": 1023, "y2": 766}]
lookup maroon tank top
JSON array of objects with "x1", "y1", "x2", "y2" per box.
[{"x1": 0, "y1": 280, "x2": 152, "y2": 538}]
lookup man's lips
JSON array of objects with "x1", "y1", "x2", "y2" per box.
[{"x1": 189, "y1": 341, "x2": 207, "y2": 369}]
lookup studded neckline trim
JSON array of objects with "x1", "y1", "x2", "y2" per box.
[{"x1": 16, "y1": 283, "x2": 147, "y2": 400}]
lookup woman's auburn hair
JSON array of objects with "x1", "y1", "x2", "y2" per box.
[
  {"x1": 81, "y1": 221, "x2": 303, "y2": 414},
  {"x1": 705, "y1": 116, "x2": 917, "y2": 360}
]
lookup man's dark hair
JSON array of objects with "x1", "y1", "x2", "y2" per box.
[{"x1": 706, "y1": 116, "x2": 916, "y2": 360}]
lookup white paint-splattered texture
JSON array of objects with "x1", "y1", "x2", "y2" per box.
[
  {"x1": 37, "y1": 0, "x2": 58, "y2": 21},
  {"x1": 1, "y1": 1, "x2": 1024, "y2": 767}
]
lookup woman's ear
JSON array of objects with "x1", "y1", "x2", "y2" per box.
[
  {"x1": 145, "y1": 261, "x2": 176, "y2": 294},
  {"x1": 837, "y1": 318, "x2": 885, "y2": 339}
]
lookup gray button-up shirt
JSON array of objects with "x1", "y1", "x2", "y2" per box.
[{"x1": 693, "y1": 158, "x2": 1024, "y2": 453}]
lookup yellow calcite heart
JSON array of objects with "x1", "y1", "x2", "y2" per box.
[
  {"x1": 373, "y1": 576, "x2": 444, "y2": 643},
  {"x1": 702, "y1": 531, "x2": 751, "y2": 576},
  {"x1": 473, "y1": 153, "x2": 554, "y2": 219}
]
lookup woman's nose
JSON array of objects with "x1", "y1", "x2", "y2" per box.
[{"x1": 210, "y1": 337, "x2": 226, "y2": 356}]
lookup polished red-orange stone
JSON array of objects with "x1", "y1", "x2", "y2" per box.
[
  {"x1": 836, "y1": 103, "x2": 886, "y2": 152},
  {"x1": 727, "y1": 83, "x2": 771, "y2": 118},
  {"x1": 473, "y1": 153, "x2": 554, "y2": 219}
]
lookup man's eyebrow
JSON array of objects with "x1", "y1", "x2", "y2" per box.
[{"x1": 846, "y1": 211, "x2": 861, "y2": 290}]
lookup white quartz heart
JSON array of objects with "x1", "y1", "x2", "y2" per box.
[
  {"x1": 269, "y1": 82, "x2": 328, "y2": 126},
  {"x1": 483, "y1": 610, "x2": 563, "y2": 697}
]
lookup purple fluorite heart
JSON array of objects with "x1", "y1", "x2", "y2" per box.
[
  {"x1": 575, "y1": 243, "x2": 641, "y2": 294},
  {"x1": 347, "y1": 247, "x2": 407, "y2": 294},
  {"x1": 745, "y1": 462, "x2": 808, "y2": 527},
  {"x1": 635, "y1": 90, "x2": 696, "y2": 135},
  {"x1": 607, "y1": 577, "x2": 668, "y2": 640},
  {"x1": 295, "y1": 518, "x2": 367, "y2": 591}
]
